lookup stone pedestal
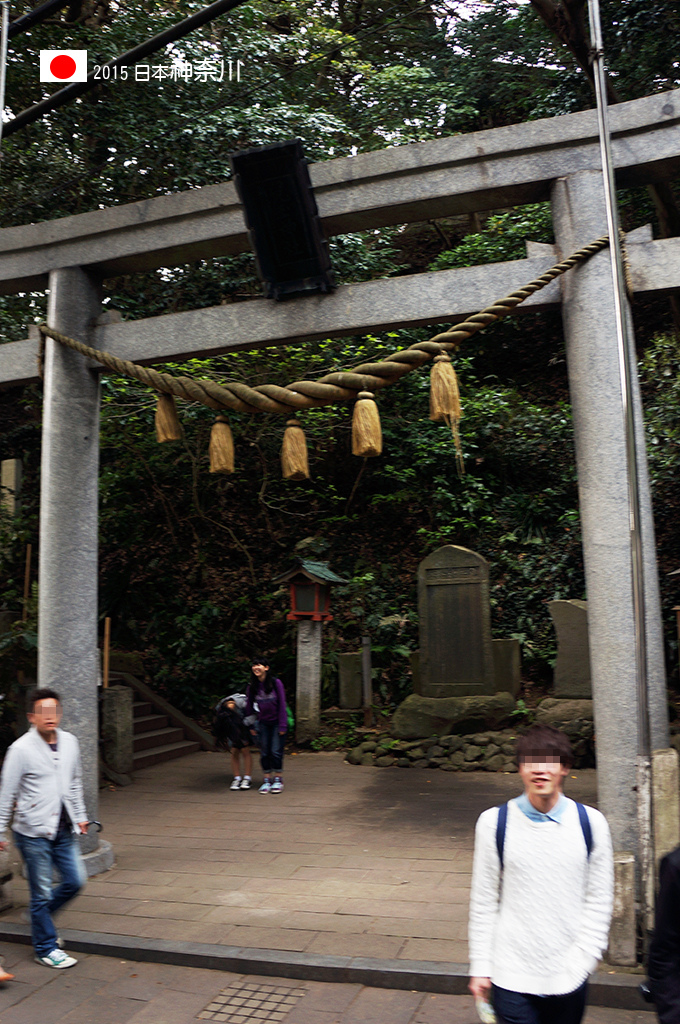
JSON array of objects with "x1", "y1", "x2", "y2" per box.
[
  {"x1": 295, "y1": 620, "x2": 322, "y2": 743},
  {"x1": 101, "y1": 685, "x2": 134, "y2": 776},
  {"x1": 492, "y1": 639, "x2": 521, "y2": 696}
]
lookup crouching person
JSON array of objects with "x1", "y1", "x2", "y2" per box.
[
  {"x1": 468, "y1": 724, "x2": 614, "y2": 1024},
  {"x1": 0, "y1": 688, "x2": 88, "y2": 969}
]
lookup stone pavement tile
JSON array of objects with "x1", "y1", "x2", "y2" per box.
[
  {"x1": 79, "y1": 879, "x2": 132, "y2": 897},
  {"x1": 282, "y1": 1007, "x2": 340, "y2": 1024},
  {"x1": 71, "y1": 955, "x2": 138, "y2": 982},
  {"x1": 337, "y1": 898, "x2": 450, "y2": 920},
  {"x1": 0, "y1": 975, "x2": 104, "y2": 1023},
  {"x1": 104, "y1": 884, "x2": 199, "y2": 902},
  {"x1": 366, "y1": 914, "x2": 467, "y2": 941},
  {"x1": 100, "y1": 870, "x2": 181, "y2": 886},
  {"x1": 295, "y1": 981, "x2": 362, "y2": 1012},
  {"x1": 292, "y1": 867, "x2": 369, "y2": 883},
  {"x1": 143, "y1": 962, "x2": 244, "y2": 995},
  {"x1": 203, "y1": 898, "x2": 343, "y2": 922},
  {"x1": 305, "y1": 932, "x2": 405, "y2": 958},
  {"x1": 70, "y1": 894, "x2": 145, "y2": 915},
  {"x1": 125, "y1": 901, "x2": 212, "y2": 921},
  {"x1": 221, "y1": 925, "x2": 317, "y2": 951},
  {"x1": 127, "y1": 989, "x2": 242, "y2": 1024},
  {"x1": 411, "y1": 992, "x2": 478, "y2": 1023},
  {"x1": 58, "y1": 911, "x2": 161, "y2": 936},
  {"x1": 55, "y1": 994, "x2": 145, "y2": 1024},
  {"x1": 583, "y1": 1009, "x2": 651, "y2": 1023},
  {"x1": 337, "y1": 986, "x2": 424, "y2": 1024},
  {"x1": 277, "y1": 911, "x2": 372, "y2": 933},
  {"x1": 136, "y1": 919, "x2": 232, "y2": 944},
  {"x1": 398, "y1": 937, "x2": 469, "y2": 962}
]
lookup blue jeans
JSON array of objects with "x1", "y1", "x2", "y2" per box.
[
  {"x1": 492, "y1": 982, "x2": 588, "y2": 1024},
  {"x1": 257, "y1": 721, "x2": 284, "y2": 773},
  {"x1": 13, "y1": 828, "x2": 86, "y2": 957}
]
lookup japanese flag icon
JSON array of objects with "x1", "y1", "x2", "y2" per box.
[{"x1": 40, "y1": 50, "x2": 88, "y2": 83}]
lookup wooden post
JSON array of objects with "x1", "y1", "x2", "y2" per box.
[
  {"x1": 102, "y1": 617, "x2": 111, "y2": 689},
  {"x1": 362, "y1": 635, "x2": 372, "y2": 727}
]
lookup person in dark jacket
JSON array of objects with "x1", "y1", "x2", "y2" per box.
[
  {"x1": 648, "y1": 844, "x2": 680, "y2": 1024},
  {"x1": 245, "y1": 657, "x2": 288, "y2": 794}
]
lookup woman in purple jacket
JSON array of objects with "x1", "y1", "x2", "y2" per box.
[{"x1": 246, "y1": 657, "x2": 288, "y2": 793}]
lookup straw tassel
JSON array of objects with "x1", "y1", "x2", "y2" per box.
[
  {"x1": 429, "y1": 353, "x2": 465, "y2": 476},
  {"x1": 209, "y1": 416, "x2": 235, "y2": 474},
  {"x1": 429, "y1": 353, "x2": 461, "y2": 423},
  {"x1": 281, "y1": 419, "x2": 310, "y2": 481},
  {"x1": 352, "y1": 391, "x2": 382, "y2": 457},
  {"x1": 155, "y1": 393, "x2": 183, "y2": 442}
]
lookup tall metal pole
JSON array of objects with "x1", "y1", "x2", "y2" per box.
[
  {"x1": 587, "y1": 0, "x2": 654, "y2": 935},
  {"x1": 0, "y1": 1, "x2": 10, "y2": 153}
]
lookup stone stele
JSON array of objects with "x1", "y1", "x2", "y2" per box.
[
  {"x1": 417, "y1": 545, "x2": 494, "y2": 697},
  {"x1": 548, "y1": 599, "x2": 592, "y2": 698}
]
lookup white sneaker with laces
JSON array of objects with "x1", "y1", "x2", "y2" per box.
[
  {"x1": 271, "y1": 777, "x2": 284, "y2": 793},
  {"x1": 230, "y1": 777, "x2": 242, "y2": 791},
  {"x1": 240, "y1": 777, "x2": 251, "y2": 790},
  {"x1": 259, "y1": 779, "x2": 271, "y2": 794},
  {"x1": 35, "y1": 949, "x2": 77, "y2": 969}
]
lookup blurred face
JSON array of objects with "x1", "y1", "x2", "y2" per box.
[
  {"x1": 518, "y1": 752, "x2": 568, "y2": 809},
  {"x1": 28, "y1": 698, "x2": 62, "y2": 741},
  {"x1": 251, "y1": 663, "x2": 268, "y2": 681}
]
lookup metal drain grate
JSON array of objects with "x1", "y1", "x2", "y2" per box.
[{"x1": 198, "y1": 980, "x2": 307, "y2": 1022}]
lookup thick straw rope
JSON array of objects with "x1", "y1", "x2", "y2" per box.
[{"x1": 38, "y1": 235, "x2": 610, "y2": 414}]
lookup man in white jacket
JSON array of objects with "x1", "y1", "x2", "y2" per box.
[
  {"x1": 468, "y1": 724, "x2": 614, "y2": 1024},
  {"x1": 0, "y1": 688, "x2": 88, "y2": 969}
]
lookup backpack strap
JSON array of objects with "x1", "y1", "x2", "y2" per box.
[
  {"x1": 496, "y1": 802, "x2": 508, "y2": 870},
  {"x1": 495, "y1": 800, "x2": 593, "y2": 870},
  {"x1": 576, "y1": 802, "x2": 593, "y2": 859}
]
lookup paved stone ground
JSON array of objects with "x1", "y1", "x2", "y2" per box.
[
  {"x1": 0, "y1": 751, "x2": 599, "y2": 963},
  {"x1": 0, "y1": 945, "x2": 653, "y2": 1023},
  {"x1": 0, "y1": 751, "x2": 654, "y2": 1021}
]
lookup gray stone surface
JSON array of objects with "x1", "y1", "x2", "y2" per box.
[
  {"x1": 338, "y1": 653, "x2": 362, "y2": 709},
  {"x1": 491, "y1": 638, "x2": 521, "y2": 696},
  {"x1": 418, "y1": 546, "x2": 494, "y2": 698},
  {"x1": 553, "y1": 170, "x2": 669, "y2": 862},
  {"x1": 101, "y1": 684, "x2": 134, "y2": 775},
  {"x1": 0, "y1": 88, "x2": 678, "y2": 292},
  {"x1": 296, "y1": 620, "x2": 323, "y2": 743},
  {"x1": 390, "y1": 693, "x2": 515, "y2": 739},
  {"x1": 549, "y1": 599, "x2": 592, "y2": 698},
  {"x1": 38, "y1": 267, "x2": 102, "y2": 857},
  {"x1": 535, "y1": 698, "x2": 594, "y2": 725}
]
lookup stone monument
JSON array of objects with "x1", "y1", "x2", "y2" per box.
[
  {"x1": 417, "y1": 545, "x2": 495, "y2": 698},
  {"x1": 549, "y1": 599, "x2": 592, "y2": 698}
]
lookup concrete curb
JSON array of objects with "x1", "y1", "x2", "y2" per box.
[{"x1": 0, "y1": 923, "x2": 652, "y2": 1011}]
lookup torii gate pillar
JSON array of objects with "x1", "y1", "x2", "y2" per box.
[
  {"x1": 40, "y1": 267, "x2": 112, "y2": 869},
  {"x1": 552, "y1": 171, "x2": 668, "y2": 859}
]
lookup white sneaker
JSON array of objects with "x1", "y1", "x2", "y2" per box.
[
  {"x1": 240, "y1": 777, "x2": 251, "y2": 790},
  {"x1": 259, "y1": 779, "x2": 271, "y2": 794},
  {"x1": 271, "y1": 777, "x2": 284, "y2": 793},
  {"x1": 35, "y1": 949, "x2": 77, "y2": 969},
  {"x1": 230, "y1": 777, "x2": 242, "y2": 791}
]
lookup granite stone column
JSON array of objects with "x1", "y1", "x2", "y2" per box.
[
  {"x1": 552, "y1": 172, "x2": 668, "y2": 857},
  {"x1": 39, "y1": 267, "x2": 108, "y2": 864},
  {"x1": 295, "y1": 620, "x2": 322, "y2": 743}
]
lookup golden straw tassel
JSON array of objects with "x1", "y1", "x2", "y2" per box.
[
  {"x1": 352, "y1": 391, "x2": 382, "y2": 457},
  {"x1": 209, "y1": 416, "x2": 235, "y2": 474},
  {"x1": 429, "y1": 353, "x2": 461, "y2": 423},
  {"x1": 155, "y1": 393, "x2": 183, "y2": 442},
  {"x1": 281, "y1": 419, "x2": 310, "y2": 481}
]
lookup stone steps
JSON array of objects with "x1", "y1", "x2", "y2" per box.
[{"x1": 131, "y1": 700, "x2": 202, "y2": 770}]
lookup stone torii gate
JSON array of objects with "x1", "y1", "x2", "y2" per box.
[{"x1": 1, "y1": 87, "x2": 680, "y2": 938}]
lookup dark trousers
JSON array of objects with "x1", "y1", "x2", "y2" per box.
[
  {"x1": 492, "y1": 982, "x2": 588, "y2": 1024},
  {"x1": 257, "y1": 720, "x2": 284, "y2": 773}
]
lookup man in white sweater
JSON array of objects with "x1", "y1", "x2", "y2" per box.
[
  {"x1": 468, "y1": 724, "x2": 614, "y2": 1024},
  {"x1": 0, "y1": 688, "x2": 88, "y2": 969}
]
